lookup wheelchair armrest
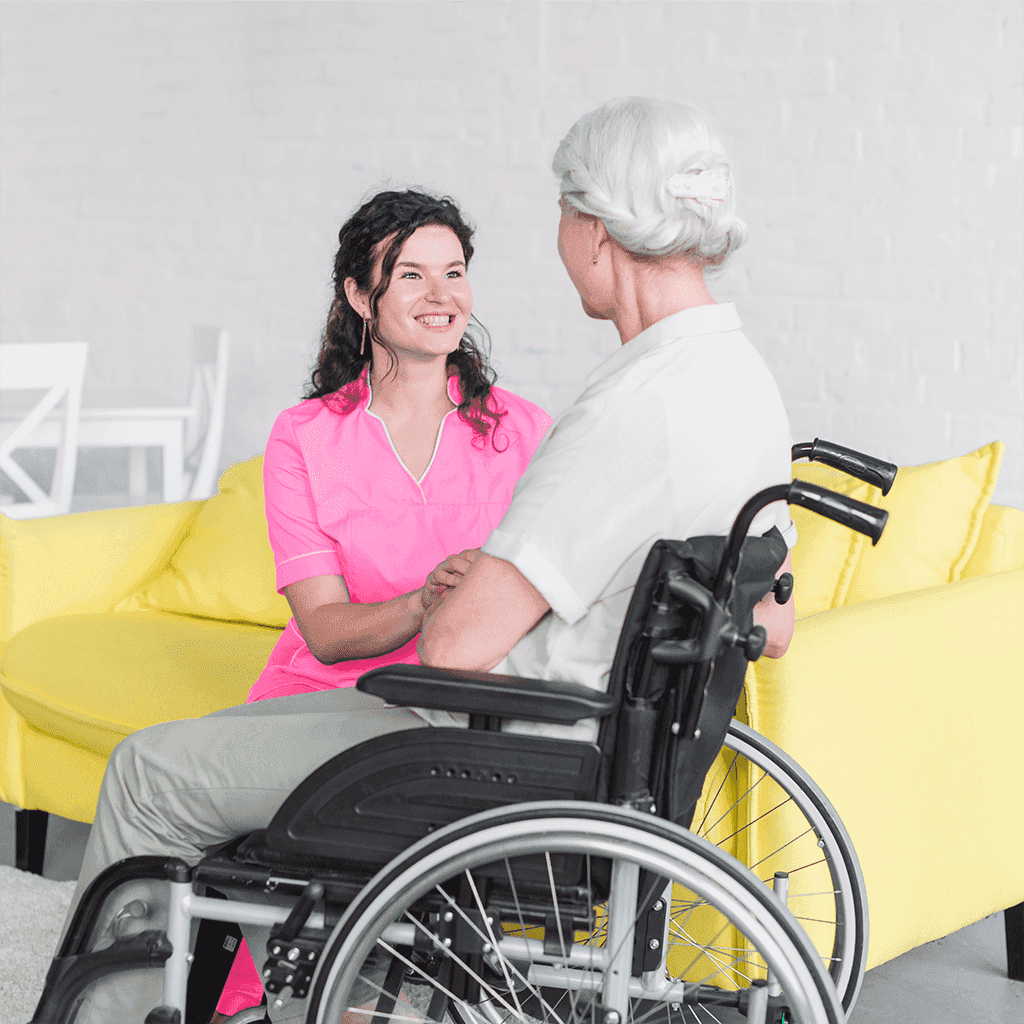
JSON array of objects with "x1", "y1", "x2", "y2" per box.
[{"x1": 357, "y1": 664, "x2": 618, "y2": 724}]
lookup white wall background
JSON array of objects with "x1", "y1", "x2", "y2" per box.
[{"x1": 2, "y1": 0, "x2": 1021, "y2": 507}]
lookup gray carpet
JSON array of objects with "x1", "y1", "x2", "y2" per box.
[{"x1": 0, "y1": 866, "x2": 75, "y2": 1024}]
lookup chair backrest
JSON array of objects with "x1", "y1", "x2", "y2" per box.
[
  {"x1": 182, "y1": 327, "x2": 230, "y2": 500},
  {"x1": 0, "y1": 342, "x2": 88, "y2": 518}
]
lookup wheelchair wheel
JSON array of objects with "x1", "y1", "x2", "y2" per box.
[
  {"x1": 693, "y1": 722, "x2": 868, "y2": 1016},
  {"x1": 305, "y1": 801, "x2": 842, "y2": 1024}
]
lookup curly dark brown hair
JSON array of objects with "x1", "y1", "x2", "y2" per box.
[{"x1": 307, "y1": 189, "x2": 506, "y2": 446}]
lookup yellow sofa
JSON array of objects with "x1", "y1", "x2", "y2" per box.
[{"x1": 1, "y1": 446, "x2": 1021, "y2": 976}]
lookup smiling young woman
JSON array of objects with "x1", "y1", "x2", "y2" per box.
[
  {"x1": 208, "y1": 190, "x2": 553, "y2": 1020},
  {"x1": 343, "y1": 223, "x2": 474, "y2": 479}
]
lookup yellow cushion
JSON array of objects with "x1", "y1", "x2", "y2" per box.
[
  {"x1": 843, "y1": 441, "x2": 1003, "y2": 605},
  {"x1": 0, "y1": 611, "x2": 282, "y2": 758},
  {"x1": 119, "y1": 457, "x2": 291, "y2": 628},
  {"x1": 0, "y1": 501, "x2": 201, "y2": 650},
  {"x1": 960, "y1": 504, "x2": 1024, "y2": 578},
  {"x1": 792, "y1": 442, "x2": 1003, "y2": 614}
]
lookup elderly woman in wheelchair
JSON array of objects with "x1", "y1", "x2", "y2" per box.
[{"x1": 35, "y1": 97, "x2": 894, "y2": 1024}]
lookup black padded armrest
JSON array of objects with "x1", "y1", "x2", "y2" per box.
[{"x1": 357, "y1": 664, "x2": 618, "y2": 724}]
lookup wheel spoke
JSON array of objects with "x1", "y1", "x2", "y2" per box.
[
  {"x1": 543, "y1": 851, "x2": 583, "y2": 1022},
  {"x1": 699, "y1": 768, "x2": 771, "y2": 842},
  {"x1": 464, "y1": 870, "x2": 527, "y2": 1020},
  {"x1": 693, "y1": 749, "x2": 743, "y2": 836},
  {"x1": 708, "y1": 796, "x2": 796, "y2": 849}
]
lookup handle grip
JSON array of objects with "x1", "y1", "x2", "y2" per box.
[
  {"x1": 788, "y1": 480, "x2": 888, "y2": 545},
  {"x1": 792, "y1": 438, "x2": 898, "y2": 496}
]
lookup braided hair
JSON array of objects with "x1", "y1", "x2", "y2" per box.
[
  {"x1": 552, "y1": 97, "x2": 747, "y2": 268},
  {"x1": 308, "y1": 189, "x2": 505, "y2": 446}
]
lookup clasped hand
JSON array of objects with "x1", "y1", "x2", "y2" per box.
[{"x1": 419, "y1": 548, "x2": 481, "y2": 617}]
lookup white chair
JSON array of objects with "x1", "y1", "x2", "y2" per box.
[
  {"x1": 0, "y1": 342, "x2": 88, "y2": 518},
  {"x1": 177, "y1": 325, "x2": 231, "y2": 501},
  {"x1": 26, "y1": 327, "x2": 230, "y2": 505},
  {"x1": 76, "y1": 326, "x2": 230, "y2": 503}
]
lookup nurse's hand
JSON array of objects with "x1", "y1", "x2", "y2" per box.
[{"x1": 419, "y1": 549, "x2": 482, "y2": 615}]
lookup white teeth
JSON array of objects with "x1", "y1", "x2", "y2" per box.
[{"x1": 417, "y1": 315, "x2": 451, "y2": 326}]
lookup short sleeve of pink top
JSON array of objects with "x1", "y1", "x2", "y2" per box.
[{"x1": 246, "y1": 371, "x2": 552, "y2": 702}]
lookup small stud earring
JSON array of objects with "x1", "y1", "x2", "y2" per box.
[
  {"x1": 361, "y1": 320, "x2": 368, "y2": 356},
  {"x1": 593, "y1": 254, "x2": 599, "y2": 265}
]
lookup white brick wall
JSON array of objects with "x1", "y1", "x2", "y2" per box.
[{"x1": 2, "y1": 0, "x2": 1021, "y2": 507}]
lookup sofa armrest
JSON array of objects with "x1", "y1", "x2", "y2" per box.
[
  {"x1": 748, "y1": 567, "x2": 1024, "y2": 968},
  {"x1": 0, "y1": 502, "x2": 202, "y2": 653},
  {"x1": 357, "y1": 664, "x2": 619, "y2": 723}
]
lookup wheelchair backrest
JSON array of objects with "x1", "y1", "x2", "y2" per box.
[{"x1": 603, "y1": 530, "x2": 788, "y2": 828}]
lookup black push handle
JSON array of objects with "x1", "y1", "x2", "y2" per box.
[
  {"x1": 792, "y1": 438, "x2": 898, "y2": 496},
  {"x1": 787, "y1": 480, "x2": 888, "y2": 546}
]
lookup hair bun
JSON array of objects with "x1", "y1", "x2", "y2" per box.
[{"x1": 553, "y1": 97, "x2": 747, "y2": 269}]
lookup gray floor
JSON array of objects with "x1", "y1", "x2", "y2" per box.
[{"x1": 1, "y1": 800, "x2": 1021, "y2": 1022}]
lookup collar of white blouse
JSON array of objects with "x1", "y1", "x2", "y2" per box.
[{"x1": 584, "y1": 302, "x2": 742, "y2": 390}]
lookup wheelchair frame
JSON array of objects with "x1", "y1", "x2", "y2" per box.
[{"x1": 33, "y1": 440, "x2": 893, "y2": 1024}]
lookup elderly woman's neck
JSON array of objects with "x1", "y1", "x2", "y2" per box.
[{"x1": 609, "y1": 252, "x2": 716, "y2": 345}]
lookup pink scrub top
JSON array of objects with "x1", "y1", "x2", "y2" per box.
[{"x1": 246, "y1": 370, "x2": 552, "y2": 702}]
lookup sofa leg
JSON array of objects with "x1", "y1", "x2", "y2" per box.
[
  {"x1": 1007, "y1": 902, "x2": 1024, "y2": 982},
  {"x1": 15, "y1": 808, "x2": 49, "y2": 875}
]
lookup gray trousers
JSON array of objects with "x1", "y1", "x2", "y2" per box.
[{"x1": 58, "y1": 688, "x2": 426, "y2": 1023}]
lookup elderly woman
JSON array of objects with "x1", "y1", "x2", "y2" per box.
[
  {"x1": 420, "y1": 95, "x2": 795, "y2": 692},
  {"x1": 48, "y1": 97, "x2": 793, "y2": 1024}
]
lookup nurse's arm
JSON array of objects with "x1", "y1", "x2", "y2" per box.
[
  {"x1": 285, "y1": 574, "x2": 427, "y2": 665},
  {"x1": 418, "y1": 553, "x2": 550, "y2": 672}
]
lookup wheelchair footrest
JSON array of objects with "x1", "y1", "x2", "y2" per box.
[{"x1": 31, "y1": 931, "x2": 173, "y2": 1024}]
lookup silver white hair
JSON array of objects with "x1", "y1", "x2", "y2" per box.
[{"x1": 552, "y1": 96, "x2": 747, "y2": 268}]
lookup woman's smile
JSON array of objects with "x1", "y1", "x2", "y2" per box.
[{"x1": 415, "y1": 313, "x2": 457, "y2": 328}]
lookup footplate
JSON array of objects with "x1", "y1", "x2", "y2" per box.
[{"x1": 31, "y1": 930, "x2": 173, "y2": 1024}]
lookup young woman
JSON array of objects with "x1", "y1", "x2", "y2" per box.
[{"x1": 213, "y1": 189, "x2": 552, "y2": 1019}]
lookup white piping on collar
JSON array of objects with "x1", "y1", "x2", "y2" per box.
[{"x1": 364, "y1": 374, "x2": 458, "y2": 500}]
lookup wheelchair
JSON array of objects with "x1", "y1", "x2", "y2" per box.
[{"x1": 34, "y1": 440, "x2": 895, "y2": 1024}]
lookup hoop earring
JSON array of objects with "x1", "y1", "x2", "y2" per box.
[{"x1": 361, "y1": 320, "x2": 368, "y2": 356}]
